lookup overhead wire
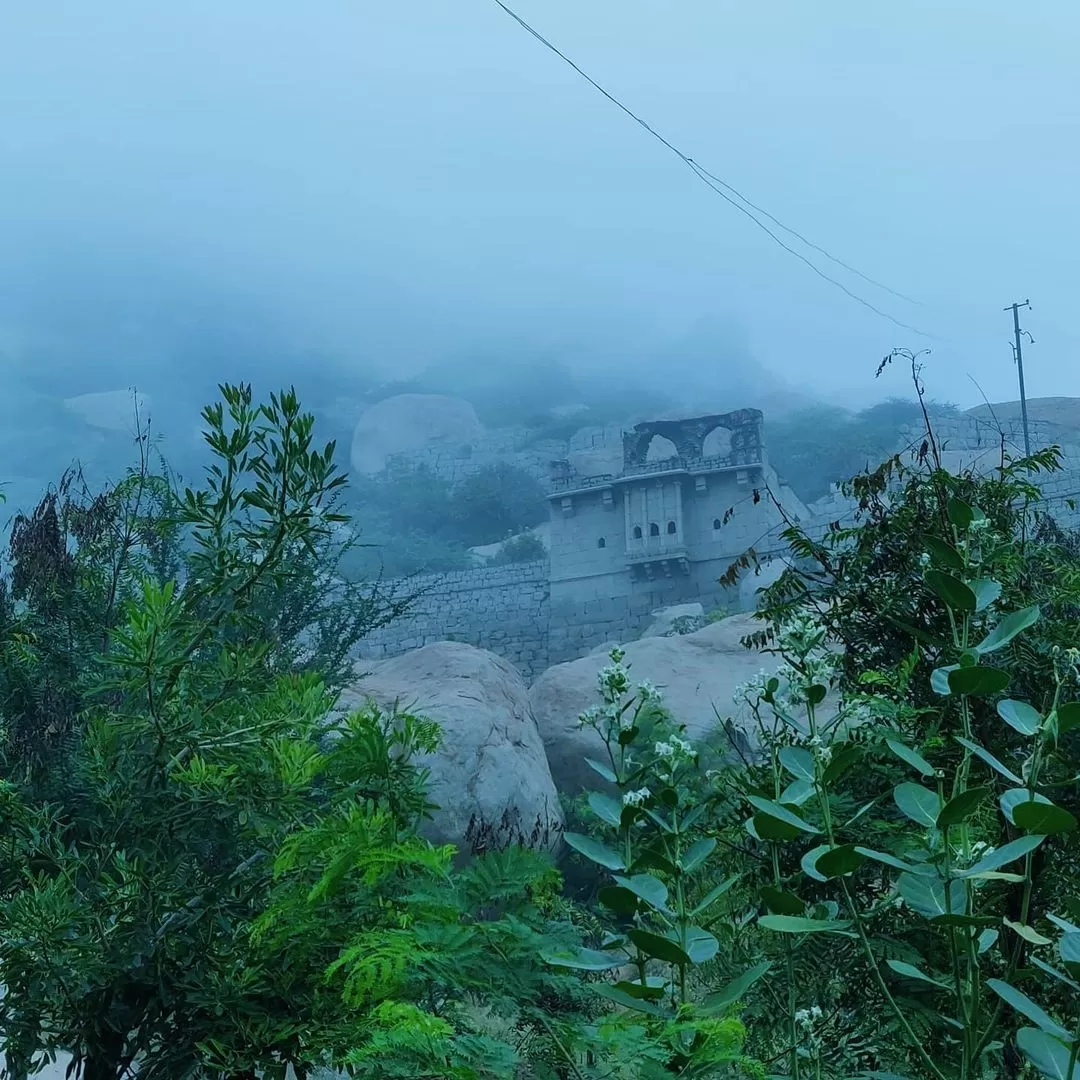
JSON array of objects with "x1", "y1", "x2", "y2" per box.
[{"x1": 489, "y1": 0, "x2": 935, "y2": 339}]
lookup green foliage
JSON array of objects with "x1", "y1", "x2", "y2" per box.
[
  {"x1": 0, "y1": 385, "x2": 426, "y2": 1080},
  {"x1": 347, "y1": 462, "x2": 548, "y2": 576},
  {"x1": 490, "y1": 531, "x2": 547, "y2": 566},
  {"x1": 768, "y1": 396, "x2": 959, "y2": 502},
  {"x1": 713, "y1": 366, "x2": 1080, "y2": 1078}
]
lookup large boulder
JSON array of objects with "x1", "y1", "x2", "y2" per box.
[
  {"x1": 640, "y1": 603, "x2": 705, "y2": 639},
  {"x1": 336, "y1": 642, "x2": 563, "y2": 852},
  {"x1": 530, "y1": 613, "x2": 830, "y2": 796},
  {"x1": 350, "y1": 393, "x2": 482, "y2": 475}
]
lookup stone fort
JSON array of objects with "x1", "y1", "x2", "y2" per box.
[
  {"x1": 357, "y1": 409, "x2": 807, "y2": 678},
  {"x1": 354, "y1": 403, "x2": 1080, "y2": 680}
]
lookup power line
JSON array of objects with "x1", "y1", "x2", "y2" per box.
[
  {"x1": 686, "y1": 160, "x2": 923, "y2": 307},
  {"x1": 489, "y1": 0, "x2": 934, "y2": 339}
]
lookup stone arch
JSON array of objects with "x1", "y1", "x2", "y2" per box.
[
  {"x1": 644, "y1": 434, "x2": 679, "y2": 463},
  {"x1": 702, "y1": 424, "x2": 733, "y2": 459},
  {"x1": 649, "y1": 522, "x2": 660, "y2": 537}
]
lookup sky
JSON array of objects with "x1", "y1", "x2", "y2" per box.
[{"x1": 1, "y1": 0, "x2": 1077, "y2": 413}]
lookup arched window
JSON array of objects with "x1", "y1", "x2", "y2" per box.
[
  {"x1": 702, "y1": 425, "x2": 733, "y2": 459},
  {"x1": 649, "y1": 522, "x2": 660, "y2": 537},
  {"x1": 597, "y1": 536, "x2": 606, "y2": 548},
  {"x1": 645, "y1": 434, "x2": 679, "y2": 463},
  {"x1": 713, "y1": 517, "x2": 722, "y2": 530},
  {"x1": 666, "y1": 520, "x2": 677, "y2": 535},
  {"x1": 632, "y1": 525, "x2": 642, "y2": 540}
]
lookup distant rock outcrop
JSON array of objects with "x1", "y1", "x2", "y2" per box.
[
  {"x1": 529, "y1": 613, "x2": 802, "y2": 796},
  {"x1": 350, "y1": 393, "x2": 482, "y2": 476},
  {"x1": 63, "y1": 389, "x2": 149, "y2": 433},
  {"x1": 336, "y1": 642, "x2": 563, "y2": 852}
]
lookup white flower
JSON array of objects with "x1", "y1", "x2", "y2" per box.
[
  {"x1": 918, "y1": 552, "x2": 931, "y2": 568},
  {"x1": 655, "y1": 740, "x2": 676, "y2": 758},
  {"x1": 577, "y1": 705, "x2": 602, "y2": 729},
  {"x1": 636, "y1": 679, "x2": 662, "y2": 703},
  {"x1": 623, "y1": 787, "x2": 651, "y2": 807}
]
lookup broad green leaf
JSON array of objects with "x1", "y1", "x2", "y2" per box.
[
  {"x1": 598, "y1": 885, "x2": 640, "y2": 915},
  {"x1": 807, "y1": 683, "x2": 828, "y2": 706},
  {"x1": 986, "y1": 980, "x2": 1072, "y2": 1040},
  {"x1": 780, "y1": 778, "x2": 814, "y2": 806},
  {"x1": 978, "y1": 928, "x2": 999, "y2": 955},
  {"x1": 746, "y1": 795, "x2": 818, "y2": 834},
  {"x1": 685, "y1": 926, "x2": 720, "y2": 964},
  {"x1": 998, "y1": 699, "x2": 1043, "y2": 736},
  {"x1": 1032, "y1": 956, "x2": 1080, "y2": 993},
  {"x1": 931, "y1": 664, "x2": 959, "y2": 696},
  {"x1": 690, "y1": 874, "x2": 740, "y2": 918},
  {"x1": 959, "y1": 834, "x2": 1045, "y2": 876},
  {"x1": 885, "y1": 738, "x2": 935, "y2": 777},
  {"x1": 801, "y1": 843, "x2": 830, "y2": 883},
  {"x1": 592, "y1": 983, "x2": 667, "y2": 1017},
  {"x1": 543, "y1": 947, "x2": 625, "y2": 971},
  {"x1": 758, "y1": 914, "x2": 854, "y2": 936},
  {"x1": 975, "y1": 604, "x2": 1041, "y2": 654},
  {"x1": 1016, "y1": 1027, "x2": 1079, "y2": 1080},
  {"x1": 1005, "y1": 918, "x2": 1053, "y2": 946},
  {"x1": 702, "y1": 961, "x2": 772, "y2": 1013},
  {"x1": 584, "y1": 757, "x2": 618, "y2": 784},
  {"x1": 922, "y1": 534, "x2": 964, "y2": 570},
  {"x1": 886, "y1": 959, "x2": 951, "y2": 990},
  {"x1": 1050, "y1": 915, "x2": 1080, "y2": 934},
  {"x1": 937, "y1": 786, "x2": 989, "y2": 825},
  {"x1": 1058, "y1": 702, "x2": 1080, "y2": 735},
  {"x1": 563, "y1": 832, "x2": 626, "y2": 870},
  {"x1": 855, "y1": 847, "x2": 932, "y2": 875},
  {"x1": 924, "y1": 570, "x2": 977, "y2": 612},
  {"x1": 898, "y1": 873, "x2": 966, "y2": 919},
  {"x1": 1014, "y1": 801, "x2": 1078, "y2": 835},
  {"x1": 750, "y1": 813, "x2": 803, "y2": 841},
  {"x1": 947, "y1": 497, "x2": 975, "y2": 530},
  {"x1": 948, "y1": 665, "x2": 1011, "y2": 696},
  {"x1": 970, "y1": 578, "x2": 1003, "y2": 612},
  {"x1": 643, "y1": 808, "x2": 675, "y2": 834},
  {"x1": 1060, "y1": 933, "x2": 1080, "y2": 978},
  {"x1": 627, "y1": 929, "x2": 690, "y2": 966},
  {"x1": 1001, "y1": 788, "x2": 1051, "y2": 825},
  {"x1": 587, "y1": 791, "x2": 624, "y2": 827},
  {"x1": 761, "y1": 886, "x2": 805, "y2": 915},
  {"x1": 613, "y1": 976, "x2": 668, "y2": 1001},
  {"x1": 815, "y1": 844, "x2": 866, "y2": 879},
  {"x1": 894, "y1": 782, "x2": 941, "y2": 828},
  {"x1": 955, "y1": 735, "x2": 1023, "y2": 784},
  {"x1": 612, "y1": 874, "x2": 670, "y2": 913},
  {"x1": 679, "y1": 837, "x2": 717, "y2": 874},
  {"x1": 779, "y1": 745, "x2": 816, "y2": 782}
]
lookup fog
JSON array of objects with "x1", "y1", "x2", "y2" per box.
[{"x1": 2, "y1": 1, "x2": 1077, "y2": 439}]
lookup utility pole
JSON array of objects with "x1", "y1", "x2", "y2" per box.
[{"x1": 1005, "y1": 299, "x2": 1033, "y2": 457}]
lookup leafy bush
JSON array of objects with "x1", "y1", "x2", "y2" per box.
[
  {"x1": 489, "y1": 531, "x2": 547, "y2": 566},
  {"x1": 346, "y1": 462, "x2": 548, "y2": 576},
  {"x1": 768, "y1": 395, "x2": 959, "y2": 503}
]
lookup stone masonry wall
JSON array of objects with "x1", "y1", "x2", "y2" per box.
[{"x1": 356, "y1": 560, "x2": 551, "y2": 678}]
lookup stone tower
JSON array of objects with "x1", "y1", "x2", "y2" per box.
[{"x1": 544, "y1": 409, "x2": 789, "y2": 649}]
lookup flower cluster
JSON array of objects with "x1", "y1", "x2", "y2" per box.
[
  {"x1": 622, "y1": 787, "x2": 651, "y2": 807},
  {"x1": 777, "y1": 610, "x2": 828, "y2": 660}
]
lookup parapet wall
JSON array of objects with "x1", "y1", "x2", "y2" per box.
[{"x1": 356, "y1": 560, "x2": 551, "y2": 678}]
